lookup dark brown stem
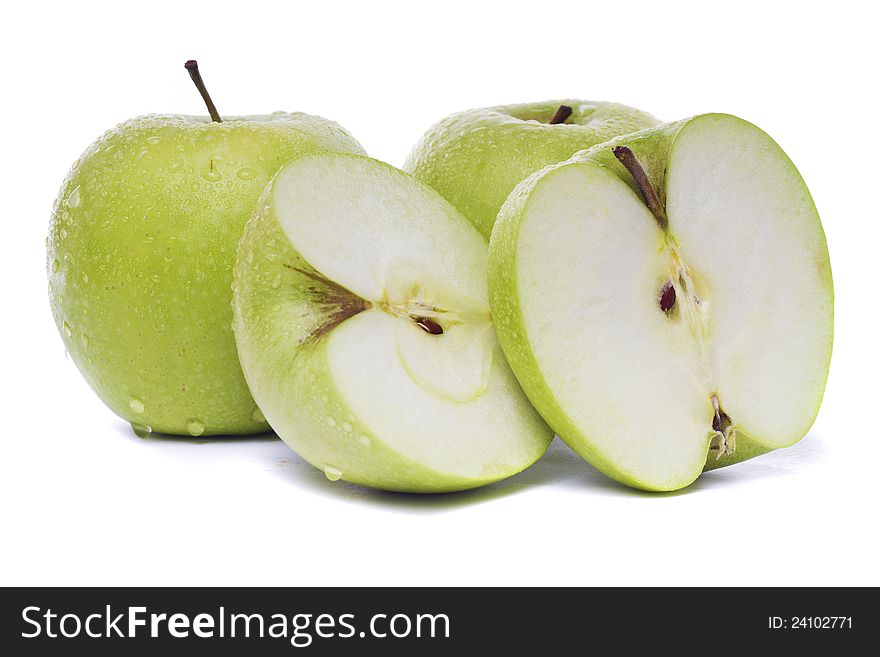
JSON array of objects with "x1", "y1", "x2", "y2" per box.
[
  {"x1": 612, "y1": 146, "x2": 668, "y2": 230},
  {"x1": 548, "y1": 105, "x2": 573, "y2": 125},
  {"x1": 184, "y1": 60, "x2": 221, "y2": 122},
  {"x1": 282, "y1": 264, "x2": 371, "y2": 340}
]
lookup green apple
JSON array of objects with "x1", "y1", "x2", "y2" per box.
[
  {"x1": 47, "y1": 61, "x2": 364, "y2": 436},
  {"x1": 232, "y1": 152, "x2": 553, "y2": 492},
  {"x1": 489, "y1": 113, "x2": 833, "y2": 491},
  {"x1": 404, "y1": 100, "x2": 660, "y2": 237}
]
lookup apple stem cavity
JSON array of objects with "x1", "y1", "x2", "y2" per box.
[
  {"x1": 548, "y1": 105, "x2": 573, "y2": 125},
  {"x1": 184, "y1": 60, "x2": 222, "y2": 123},
  {"x1": 612, "y1": 146, "x2": 668, "y2": 230}
]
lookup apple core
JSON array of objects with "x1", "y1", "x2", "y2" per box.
[
  {"x1": 488, "y1": 113, "x2": 833, "y2": 490},
  {"x1": 613, "y1": 144, "x2": 739, "y2": 459}
]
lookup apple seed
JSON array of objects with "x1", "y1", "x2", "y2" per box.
[
  {"x1": 659, "y1": 282, "x2": 676, "y2": 314},
  {"x1": 414, "y1": 317, "x2": 444, "y2": 335}
]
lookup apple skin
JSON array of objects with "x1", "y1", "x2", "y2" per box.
[
  {"x1": 404, "y1": 99, "x2": 659, "y2": 237},
  {"x1": 488, "y1": 114, "x2": 833, "y2": 489},
  {"x1": 47, "y1": 113, "x2": 364, "y2": 436}
]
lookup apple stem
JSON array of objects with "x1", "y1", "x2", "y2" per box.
[
  {"x1": 184, "y1": 60, "x2": 222, "y2": 123},
  {"x1": 548, "y1": 105, "x2": 573, "y2": 125},
  {"x1": 612, "y1": 146, "x2": 668, "y2": 230}
]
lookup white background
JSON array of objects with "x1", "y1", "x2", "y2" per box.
[{"x1": 1, "y1": 0, "x2": 877, "y2": 586}]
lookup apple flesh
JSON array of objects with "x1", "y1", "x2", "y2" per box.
[
  {"x1": 489, "y1": 113, "x2": 833, "y2": 491},
  {"x1": 404, "y1": 100, "x2": 659, "y2": 238},
  {"x1": 232, "y1": 153, "x2": 553, "y2": 492},
  {"x1": 48, "y1": 113, "x2": 364, "y2": 435}
]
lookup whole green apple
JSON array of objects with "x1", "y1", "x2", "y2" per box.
[
  {"x1": 404, "y1": 99, "x2": 659, "y2": 237},
  {"x1": 47, "y1": 61, "x2": 364, "y2": 436},
  {"x1": 488, "y1": 113, "x2": 833, "y2": 491}
]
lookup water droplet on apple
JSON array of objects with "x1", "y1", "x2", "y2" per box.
[
  {"x1": 358, "y1": 435, "x2": 371, "y2": 447},
  {"x1": 136, "y1": 149, "x2": 149, "y2": 160},
  {"x1": 131, "y1": 422, "x2": 152, "y2": 437},
  {"x1": 251, "y1": 406, "x2": 265, "y2": 423},
  {"x1": 59, "y1": 228, "x2": 68, "y2": 240},
  {"x1": 147, "y1": 136, "x2": 161, "y2": 145},
  {"x1": 342, "y1": 422, "x2": 352, "y2": 432},
  {"x1": 66, "y1": 186, "x2": 81, "y2": 209},
  {"x1": 129, "y1": 397, "x2": 145, "y2": 414},
  {"x1": 325, "y1": 417, "x2": 337, "y2": 427},
  {"x1": 202, "y1": 168, "x2": 222, "y2": 183},
  {"x1": 62, "y1": 321, "x2": 72, "y2": 337},
  {"x1": 51, "y1": 259, "x2": 60, "y2": 273},
  {"x1": 80, "y1": 334, "x2": 89, "y2": 348},
  {"x1": 187, "y1": 419, "x2": 205, "y2": 436},
  {"x1": 82, "y1": 272, "x2": 89, "y2": 284},
  {"x1": 324, "y1": 466, "x2": 343, "y2": 481},
  {"x1": 236, "y1": 167, "x2": 257, "y2": 181},
  {"x1": 190, "y1": 182, "x2": 200, "y2": 192}
]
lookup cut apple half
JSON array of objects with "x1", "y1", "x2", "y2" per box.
[
  {"x1": 232, "y1": 153, "x2": 553, "y2": 492},
  {"x1": 489, "y1": 114, "x2": 833, "y2": 491}
]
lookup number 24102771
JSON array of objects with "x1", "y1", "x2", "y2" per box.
[{"x1": 769, "y1": 617, "x2": 852, "y2": 629}]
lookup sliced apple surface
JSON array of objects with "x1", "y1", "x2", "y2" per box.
[
  {"x1": 233, "y1": 153, "x2": 552, "y2": 492},
  {"x1": 489, "y1": 114, "x2": 833, "y2": 491}
]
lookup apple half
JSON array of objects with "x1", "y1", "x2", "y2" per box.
[
  {"x1": 489, "y1": 114, "x2": 833, "y2": 491},
  {"x1": 232, "y1": 153, "x2": 553, "y2": 492}
]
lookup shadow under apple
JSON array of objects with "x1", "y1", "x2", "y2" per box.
[{"x1": 117, "y1": 422, "x2": 827, "y2": 510}]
